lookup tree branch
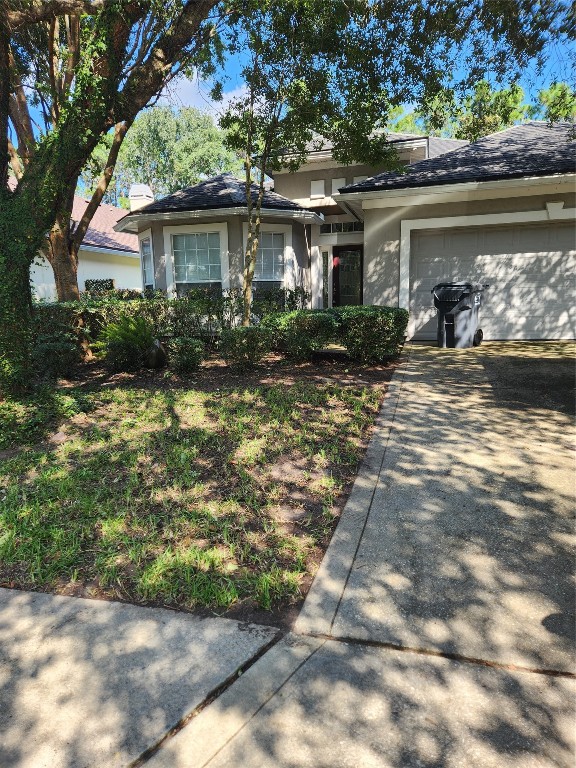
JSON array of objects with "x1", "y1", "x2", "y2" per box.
[
  {"x1": 71, "y1": 120, "x2": 131, "y2": 252},
  {"x1": 0, "y1": 2, "x2": 9, "y2": 188},
  {"x1": 7, "y1": 138, "x2": 24, "y2": 179},
  {"x1": 8, "y1": 1, "x2": 105, "y2": 29}
]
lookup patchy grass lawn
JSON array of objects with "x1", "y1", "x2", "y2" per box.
[{"x1": 0, "y1": 355, "x2": 396, "y2": 627}]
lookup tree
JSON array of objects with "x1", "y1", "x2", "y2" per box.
[
  {"x1": 219, "y1": 0, "x2": 573, "y2": 325},
  {"x1": 81, "y1": 106, "x2": 242, "y2": 203},
  {"x1": 1, "y1": 0, "x2": 222, "y2": 392},
  {"x1": 389, "y1": 82, "x2": 576, "y2": 141}
]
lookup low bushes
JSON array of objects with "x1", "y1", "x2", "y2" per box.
[
  {"x1": 261, "y1": 310, "x2": 339, "y2": 361},
  {"x1": 31, "y1": 292, "x2": 407, "y2": 376},
  {"x1": 332, "y1": 305, "x2": 409, "y2": 363},
  {"x1": 168, "y1": 337, "x2": 205, "y2": 373},
  {"x1": 219, "y1": 327, "x2": 272, "y2": 371}
]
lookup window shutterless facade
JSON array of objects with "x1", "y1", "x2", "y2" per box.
[{"x1": 163, "y1": 223, "x2": 229, "y2": 297}]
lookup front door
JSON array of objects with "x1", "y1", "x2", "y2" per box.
[{"x1": 333, "y1": 246, "x2": 363, "y2": 306}]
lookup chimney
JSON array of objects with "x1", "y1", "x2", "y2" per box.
[{"x1": 129, "y1": 184, "x2": 154, "y2": 212}]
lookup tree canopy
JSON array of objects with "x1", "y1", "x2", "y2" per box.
[{"x1": 81, "y1": 106, "x2": 242, "y2": 205}]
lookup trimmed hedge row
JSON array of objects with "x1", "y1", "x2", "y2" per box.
[
  {"x1": 259, "y1": 306, "x2": 408, "y2": 364},
  {"x1": 31, "y1": 294, "x2": 407, "y2": 377}
]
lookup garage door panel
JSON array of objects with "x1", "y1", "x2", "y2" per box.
[{"x1": 410, "y1": 222, "x2": 575, "y2": 341}]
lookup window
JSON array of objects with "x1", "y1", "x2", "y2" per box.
[
  {"x1": 310, "y1": 180, "x2": 325, "y2": 199},
  {"x1": 172, "y1": 232, "x2": 221, "y2": 285},
  {"x1": 140, "y1": 237, "x2": 154, "y2": 289},
  {"x1": 319, "y1": 221, "x2": 364, "y2": 234},
  {"x1": 353, "y1": 175, "x2": 367, "y2": 185},
  {"x1": 254, "y1": 232, "x2": 285, "y2": 282},
  {"x1": 331, "y1": 178, "x2": 346, "y2": 195}
]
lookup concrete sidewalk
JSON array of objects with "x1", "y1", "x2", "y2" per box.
[
  {"x1": 147, "y1": 343, "x2": 575, "y2": 768},
  {"x1": 0, "y1": 589, "x2": 278, "y2": 767}
]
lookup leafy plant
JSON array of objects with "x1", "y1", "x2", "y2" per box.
[
  {"x1": 333, "y1": 306, "x2": 408, "y2": 363},
  {"x1": 100, "y1": 315, "x2": 155, "y2": 372},
  {"x1": 168, "y1": 337, "x2": 205, "y2": 374},
  {"x1": 261, "y1": 310, "x2": 338, "y2": 360},
  {"x1": 31, "y1": 331, "x2": 82, "y2": 380},
  {"x1": 219, "y1": 327, "x2": 272, "y2": 371}
]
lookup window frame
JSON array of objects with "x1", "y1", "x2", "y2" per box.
[
  {"x1": 138, "y1": 229, "x2": 155, "y2": 291},
  {"x1": 163, "y1": 222, "x2": 229, "y2": 297},
  {"x1": 242, "y1": 222, "x2": 295, "y2": 289}
]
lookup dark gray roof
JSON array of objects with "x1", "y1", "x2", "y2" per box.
[
  {"x1": 121, "y1": 173, "x2": 306, "y2": 217},
  {"x1": 341, "y1": 122, "x2": 576, "y2": 194},
  {"x1": 304, "y1": 131, "x2": 427, "y2": 154},
  {"x1": 427, "y1": 136, "x2": 469, "y2": 158}
]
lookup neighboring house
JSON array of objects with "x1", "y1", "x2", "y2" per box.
[
  {"x1": 114, "y1": 174, "x2": 323, "y2": 297},
  {"x1": 30, "y1": 196, "x2": 141, "y2": 300},
  {"x1": 336, "y1": 121, "x2": 575, "y2": 340}
]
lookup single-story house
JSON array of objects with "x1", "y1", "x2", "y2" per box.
[
  {"x1": 114, "y1": 174, "x2": 323, "y2": 296},
  {"x1": 30, "y1": 196, "x2": 141, "y2": 300},
  {"x1": 336, "y1": 121, "x2": 576, "y2": 340}
]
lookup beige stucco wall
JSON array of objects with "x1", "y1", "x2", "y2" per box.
[
  {"x1": 142, "y1": 214, "x2": 311, "y2": 296},
  {"x1": 30, "y1": 248, "x2": 142, "y2": 301},
  {"x1": 273, "y1": 146, "x2": 426, "y2": 208},
  {"x1": 363, "y1": 189, "x2": 576, "y2": 307}
]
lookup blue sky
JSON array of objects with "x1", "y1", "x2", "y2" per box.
[{"x1": 161, "y1": 33, "x2": 574, "y2": 120}]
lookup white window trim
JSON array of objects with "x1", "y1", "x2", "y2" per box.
[
  {"x1": 242, "y1": 223, "x2": 295, "y2": 290},
  {"x1": 163, "y1": 222, "x2": 229, "y2": 297},
  {"x1": 399, "y1": 201, "x2": 576, "y2": 310},
  {"x1": 138, "y1": 228, "x2": 154, "y2": 290}
]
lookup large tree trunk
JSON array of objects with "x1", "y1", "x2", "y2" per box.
[
  {"x1": 45, "y1": 188, "x2": 81, "y2": 302},
  {"x1": 0, "y1": 195, "x2": 37, "y2": 395}
]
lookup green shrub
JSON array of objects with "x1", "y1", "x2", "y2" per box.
[
  {"x1": 31, "y1": 331, "x2": 82, "y2": 379},
  {"x1": 219, "y1": 327, "x2": 272, "y2": 371},
  {"x1": 261, "y1": 310, "x2": 338, "y2": 360},
  {"x1": 84, "y1": 278, "x2": 115, "y2": 293},
  {"x1": 168, "y1": 337, "x2": 205, "y2": 373},
  {"x1": 100, "y1": 315, "x2": 155, "y2": 371},
  {"x1": 333, "y1": 306, "x2": 408, "y2": 363}
]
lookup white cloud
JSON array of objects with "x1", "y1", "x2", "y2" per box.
[{"x1": 160, "y1": 74, "x2": 248, "y2": 123}]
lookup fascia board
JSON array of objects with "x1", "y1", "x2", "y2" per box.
[
  {"x1": 114, "y1": 207, "x2": 324, "y2": 233},
  {"x1": 335, "y1": 173, "x2": 576, "y2": 208},
  {"x1": 80, "y1": 244, "x2": 140, "y2": 259}
]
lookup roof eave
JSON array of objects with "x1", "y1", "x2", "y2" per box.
[
  {"x1": 114, "y1": 206, "x2": 324, "y2": 233},
  {"x1": 335, "y1": 172, "x2": 576, "y2": 204}
]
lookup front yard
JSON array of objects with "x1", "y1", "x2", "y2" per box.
[{"x1": 0, "y1": 355, "x2": 395, "y2": 627}]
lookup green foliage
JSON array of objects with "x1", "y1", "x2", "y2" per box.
[
  {"x1": 333, "y1": 306, "x2": 408, "y2": 363},
  {"x1": 81, "y1": 107, "x2": 243, "y2": 202},
  {"x1": 168, "y1": 337, "x2": 205, "y2": 374},
  {"x1": 84, "y1": 278, "x2": 115, "y2": 293},
  {"x1": 100, "y1": 315, "x2": 155, "y2": 372},
  {"x1": 31, "y1": 331, "x2": 82, "y2": 380},
  {"x1": 261, "y1": 310, "x2": 338, "y2": 361},
  {"x1": 219, "y1": 327, "x2": 272, "y2": 371}
]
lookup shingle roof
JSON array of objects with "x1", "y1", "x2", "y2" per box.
[
  {"x1": 340, "y1": 122, "x2": 576, "y2": 194},
  {"x1": 120, "y1": 173, "x2": 307, "y2": 218},
  {"x1": 71, "y1": 197, "x2": 138, "y2": 253},
  {"x1": 427, "y1": 136, "x2": 469, "y2": 158},
  {"x1": 7, "y1": 177, "x2": 138, "y2": 253}
]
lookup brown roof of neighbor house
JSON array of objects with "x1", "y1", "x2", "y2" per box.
[
  {"x1": 71, "y1": 197, "x2": 138, "y2": 253},
  {"x1": 340, "y1": 122, "x2": 576, "y2": 194},
  {"x1": 6, "y1": 177, "x2": 138, "y2": 253}
]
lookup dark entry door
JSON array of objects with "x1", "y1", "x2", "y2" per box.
[{"x1": 333, "y1": 246, "x2": 363, "y2": 306}]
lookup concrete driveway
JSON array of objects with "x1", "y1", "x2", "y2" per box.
[{"x1": 149, "y1": 342, "x2": 575, "y2": 768}]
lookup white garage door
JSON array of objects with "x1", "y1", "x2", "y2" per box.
[{"x1": 410, "y1": 222, "x2": 576, "y2": 340}]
